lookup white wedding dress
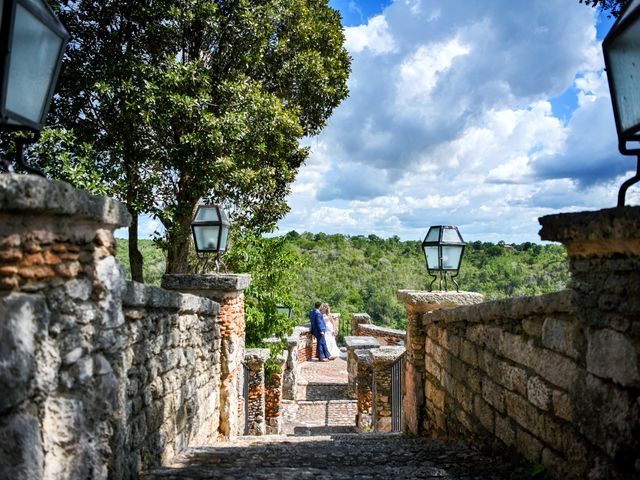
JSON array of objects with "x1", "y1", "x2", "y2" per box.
[{"x1": 323, "y1": 314, "x2": 342, "y2": 358}]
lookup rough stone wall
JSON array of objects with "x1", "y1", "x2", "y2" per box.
[
  {"x1": 355, "y1": 323, "x2": 406, "y2": 346},
  {"x1": 0, "y1": 175, "x2": 130, "y2": 480},
  {"x1": 296, "y1": 330, "x2": 316, "y2": 362},
  {"x1": 244, "y1": 349, "x2": 269, "y2": 436},
  {"x1": 120, "y1": 283, "x2": 221, "y2": 475},
  {"x1": 406, "y1": 207, "x2": 640, "y2": 480},
  {"x1": 264, "y1": 355, "x2": 286, "y2": 435},
  {"x1": 370, "y1": 346, "x2": 406, "y2": 432},
  {"x1": 355, "y1": 350, "x2": 373, "y2": 430}
]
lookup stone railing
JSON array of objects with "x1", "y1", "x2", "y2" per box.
[
  {"x1": 265, "y1": 352, "x2": 287, "y2": 435},
  {"x1": 345, "y1": 336, "x2": 380, "y2": 398},
  {"x1": 399, "y1": 206, "x2": 640, "y2": 479},
  {"x1": 354, "y1": 323, "x2": 406, "y2": 346},
  {"x1": 244, "y1": 348, "x2": 270, "y2": 436},
  {"x1": 0, "y1": 175, "x2": 250, "y2": 479}
]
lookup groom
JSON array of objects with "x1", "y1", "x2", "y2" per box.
[{"x1": 309, "y1": 301, "x2": 330, "y2": 362}]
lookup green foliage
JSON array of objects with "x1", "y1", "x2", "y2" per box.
[
  {"x1": 116, "y1": 239, "x2": 167, "y2": 286},
  {"x1": 31, "y1": 0, "x2": 351, "y2": 276},
  {"x1": 223, "y1": 229, "x2": 305, "y2": 347},
  {"x1": 286, "y1": 233, "x2": 570, "y2": 331},
  {"x1": 578, "y1": 0, "x2": 629, "y2": 17},
  {"x1": 116, "y1": 233, "x2": 569, "y2": 342}
]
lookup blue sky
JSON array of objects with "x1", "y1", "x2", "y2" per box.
[
  {"x1": 125, "y1": 1, "x2": 638, "y2": 244},
  {"x1": 273, "y1": 0, "x2": 639, "y2": 243}
]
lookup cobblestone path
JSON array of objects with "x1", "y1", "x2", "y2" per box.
[
  {"x1": 145, "y1": 354, "x2": 518, "y2": 479},
  {"x1": 282, "y1": 354, "x2": 358, "y2": 435},
  {"x1": 144, "y1": 432, "x2": 516, "y2": 479}
]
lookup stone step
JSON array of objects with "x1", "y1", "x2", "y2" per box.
[{"x1": 295, "y1": 381, "x2": 351, "y2": 401}]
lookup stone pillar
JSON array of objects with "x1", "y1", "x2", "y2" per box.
[
  {"x1": 162, "y1": 273, "x2": 251, "y2": 438},
  {"x1": 344, "y1": 336, "x2": 380, "y2": 398},
  {"x1": 397, "y1": 290, "x2": 483, "y2": 435},
  {"x1": 355, "y1": 349, "x2": 374, "y2": 431},
  {"x1": 265, "y1": 352, "x2": 286, "y2": 435},
  {"x1": 0, "y1": 175, "x2": 130, "y2": 479},
  {"x1": 351, "y1": 313, "x2": 371, "y2": 335},
  {"x1": 370, "y1": 346, "x2": 406, "y2": 432},
  {"x1": 243, "y1": 348, "x2": 270, "y2": 436},
  {"x1": 282, "y1": 334, "x2": 300, "y2": 400},
  {"x1": 539, "y1": 207, "x2": 640, "y2": 474}
]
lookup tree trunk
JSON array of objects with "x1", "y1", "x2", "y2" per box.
[
  {"x1": 165, "y1": 201, "x2": 197, "y2": 274},
  {"x1": 129, "y1": 212, "x2": 145, "y2": 282}
]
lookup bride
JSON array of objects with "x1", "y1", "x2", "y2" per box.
[{"x1": 320, "y1": 303, "x2": 341, "y2": 359}]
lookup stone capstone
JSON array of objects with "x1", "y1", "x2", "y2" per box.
[
  {"x1": 244, "y1": 348, "x2": 270, "y2": 367},
  {"x1": 124, "y1": 282, "x2": 218, "y2": 315},
  {"x1": 397, "y1": 290, "x2": 484, "y2": 308},
  {"x1": 344, "y1": 336, "x2": 380, "y2": 350},
  {"x1": 161, "y1": 274, "x2": 251, "y2": 294},
  {"x1": 0, "y1": 173, "x2": 130, "y2": 228}
]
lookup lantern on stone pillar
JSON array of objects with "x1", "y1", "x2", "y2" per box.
[{"x1": 421, "y1": 225, "x2": 466, "y2": 292}]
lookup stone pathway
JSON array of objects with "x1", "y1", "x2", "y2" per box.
[
  {"x1": 144, "y1": 432, "x2": 517, "y2": 479},
  {"x1": 145, "y1": 354, "x2": 519, "y2": 479},
  {"x1": 282, "y1": 353, "x2": 358, "y2": 435}
]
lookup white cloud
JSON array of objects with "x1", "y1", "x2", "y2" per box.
[
  {"x1": 345, "y1": 15, "x2": 396, "y2": 54},
  {"x1": 273, "y1": 0, "x2": 635, "y2": 241}
]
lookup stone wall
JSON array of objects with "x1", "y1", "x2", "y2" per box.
[
  {"x1": 244, "y1": 348, "x2": 269, "y2": 436},
  {"x1": 0, "y1": 175, "x2": 246, "y2": 479},
  {"x1": 264, "y1": 353, "x2": 286, "y2": 435},
  {"x1": 354, "y1": 323, "x2": 405, "y2": 346},
  {"x1": 120, "y1": 283, "x2": 221, "y2": 475},
  {"x1": 296, "y1": 327, "x2": 316, "y2": 362},
  {"x1": 400, "y1": 206, "x2": 640, "y2": 479}
]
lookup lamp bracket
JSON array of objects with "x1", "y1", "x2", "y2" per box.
[
  {"x1": 617, "y1": 155, "x2": 640, "y2": 208},
  {"x1": 0, "y1": 130, "x2": 45, "y2": 177}
]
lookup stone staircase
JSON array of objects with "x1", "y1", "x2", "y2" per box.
[{"x1": 281, "y1": 357, "x2": 358, "y2": 435}]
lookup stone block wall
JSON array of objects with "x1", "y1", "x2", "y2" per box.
[
  {"x1": 354, "y1": 323, "x2": 406, "y2": 346},
  {"x1": 0, "y1": 176, "x2": 246, "y2": 479},
  {"x1": 121, "y1": 283, "x2": 221, "y2": 474},
  {"x1": 400, "y1": 206, "x2": 640, "y2": 479}
]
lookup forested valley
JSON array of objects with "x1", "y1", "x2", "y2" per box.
[{"x1": 116, "y1": 233, "x2": 569, "y2": 332}]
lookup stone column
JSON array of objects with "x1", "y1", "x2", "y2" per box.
[
  {"x1": 355, "y1": 349, "x2": 374, "y2": 430},
  {"x1": 244, "y1": 348, "x2": 270, "y2": 436},
  {"x1": 265, "y1": 352, "x2": 286, "y2": 435},
  {"x1": 539, "y1": 207, "x2": 640, "y2": 473},
  {"x1": 282, "y1": 334, "x2": 300, "y2": 400},
  {"x1": 397, "y1": 290, "x2": 483, "y2": 435},
  {"x1": 162, "y1": 273, "x2": 251, "y2": 438},
  {"x1": 344, "y1": 336, "x2": 380, "y2": 398},
  {"x1": 370, "y1": 346, "x2": 406, "y2": 432},
  {"x1": 351, "y1": 313, "x2": 372, "y2": 335},
  {"x1": 0, "y1": 175, "x2": 130, "y2": 479}
]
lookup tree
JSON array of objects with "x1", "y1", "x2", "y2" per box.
[
  {"x1": 33, "y1": 0, "x2": 350, "y2": 278},
  {"x1": 578, "y1": 0, "x2": 630, "y2": 17}
]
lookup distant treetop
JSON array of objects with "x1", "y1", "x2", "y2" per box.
[{"x1": 579, "y1": 0, "x2": 631, "y2": 17}]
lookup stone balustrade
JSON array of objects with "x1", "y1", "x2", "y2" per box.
[
  {"x1": 354, "y1": 323, "x2": 406, "y2": 346},
  {"x1": 351, "y1": 313, "x2": 372, "y2": 335},
  {"x1": 243, "y1": 348, "x2": 270, "y2": 436},
  {"x1": 265, "y1": 352, "x2": 287, "y2": 435},
  {"x1": 354, "y1": 349, "x2": 374, "y2": 430},
  {"x1": 344, "y1": 336, "x2": 380, "y2": 398},
  {"x1": 370, "y1": 346, "x2": 406, "y2": 432}
]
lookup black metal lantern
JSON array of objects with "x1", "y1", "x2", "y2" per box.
[
  {"x1": 0, "y1": 0, "x2": 69, "y2": 176},
  {"x1": 276, "y1": 305, "x2": 292, "y2": 319},
  {"x1": 602, "y1": 0, "x2": 640, "y2": 206},
  {"x1": 421, "y1": 225, "x2": 466, "y2": 292},
  {"x1": 191, "y1": 204, "x2": 231, "y2": 258}
]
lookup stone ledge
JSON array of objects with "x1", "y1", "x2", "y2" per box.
[
  {"x1": 397, "y1": 290, "x2": 484, "y2": 307},
  {"x1": 356, "y1": 324, "x2": 405, "y2": 338},
  {"x1": 354, "y1": 349, "x2": 374, "y2": 366},
  {"x1": 123, "y1": 281, "x2": 219, "y2": 314},
  {"x1": 245, "y1": 348, "x2": 270, "y2": 366},
  {"x1": 429, "y1": 290, "x2": 576, "y2": 325},
  {"x1": 369, "y1": 346, "x2": 406, "y2": 365},
  {"x1": 0, "y1": 174, "x2": 130, "y2": 228},
  {"x1": 539, "y1": 206, "x2": 640, "y2": 257},
  {"x1": 162, "y1": 273, "x2": 251, "y2": 292},
  {"x1": 345, "y1": 336, "x2": 381, "y2": 350}
]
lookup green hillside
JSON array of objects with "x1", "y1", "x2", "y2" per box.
[{"x1": 116, "y1": 234, "x2": 569, "y2": 332}]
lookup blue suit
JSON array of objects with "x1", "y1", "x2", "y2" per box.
[{"x1": 309, "y1": 308, "x2": 330, "y2": 360}]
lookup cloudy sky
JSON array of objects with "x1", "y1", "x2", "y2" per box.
[{"x1": 274, "y1": 0, "x2": 640, "y2": 243}]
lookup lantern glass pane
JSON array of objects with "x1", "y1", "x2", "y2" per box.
[
  {"x1": 425, "y1": 227, "x2": 441, "y2": 242},
  {"x1": 194, "y1": 226, "x2": 220, "y2": 251},
  {"x1": 194, "y1": 206, "x2": 220, "y2": 222},
  {"x1": 277, "y1": 306, "x2": 290, "y2": 317},
  {"x1": 442, "y1": 227, "x2": 462, "y2": 243},
  {"x1": 6, "y1": 4, "x2": 63, "y2": 124},
  {"x1": 424, "y1": 246, "x2": 440, "y2": 270},
  {"x1": 219, "y1": 227, "x2": 229, "y2": 251},
  {"x1": 442, "y1": 245, "x2": 463, "y2": 270},
  {"x1": 607, "y1": 6, "x2": 640, "y2": 135}
]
